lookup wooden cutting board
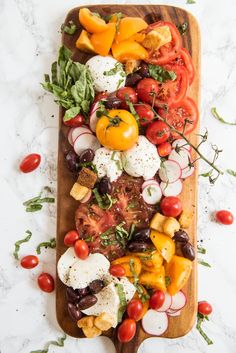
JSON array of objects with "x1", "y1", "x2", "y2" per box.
[{"x1": 56, "y1": 4, "x2": 200, "y2": 353}]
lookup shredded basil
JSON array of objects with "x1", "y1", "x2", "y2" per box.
[
  {"x1": 165, "y1": 276, "x2": 171, "y2": 287},
  {"x1": 61, "y1": 20, "x2": 77, "y2": 35},
  {"x1": 197, "y1": 245, "x2": 206, "y2": 254},
  {"x1": 186, "y1": 0, "x2": 196, "y2": 3},
  {"x1": 148, "y1": 64, "x2": 177, "y2": 83},
  {"x1": 78, "y1": 161, "x2": 97, "y2": 173},
  {"x1": 125, "y1": 96, "x2": 140, "y2": 127},
  {"x1": 104, "y1": 62, "x2": 125, "y2": 77},
  {"x1": 196, "y1": 313, "x2": 213, "y2": 345},
  {"x1": 104, "y1": 12, "x2": 124, "y2": 32},
  {"x1": 93, "y1": 188, "x2": 117, "y2": 210},
  {"x1": 30, "y1": 334, "x2": 67, "y2": 353},
  {"x1": 23, "y1": 189, "x2": 55, "y2": 213},
  {"x1": 211, "y1": 107, "x2": 236, "y2": 126},
  {"x1": 129, "y1": 259, "x2": 150, "y2": 302},
  {"x1": 84, "y1": 235, "x2": 94, "y2": 243},
  {"x1": 177, "y1": 22, "x2": 188, "y2": 35},
  {"x1": 199, "y1": 170, "x2": 213, "y2": 178},
  {"x1": 226, "y1": 169, "x2": 236, "y2": 177},
  {"x1": 13, "y1": 230, "x2": 32, "y2": 260},
  {"x1": 36, "y1": 238, "x2": 56, "y2": 254},
  {"x1": 92, "y1": 12, "x2": 101, "y2": 18},
  {"x1": 198, "y1": 259, "x2": 211, "y2": 268},
  {"x1": 115, "y1": 283, "x2": 127, "y2": 322},
  {"x1": 116, "y1": 78, "x2": 125, "y2": 90}
]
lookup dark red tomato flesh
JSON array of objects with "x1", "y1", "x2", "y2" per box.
[
  {"x1": 160, "y1": 196, "x2": 183, "y2": 217},
  {"x1": 198, "y1": 301, "x2": 213, "y2": 316},
  {"x1": 63, "y1": 114, "x2": 85, "y2": 127},
  {"x1": 116, "y1": 87, "x2": 138, "y2": 109},
  {"x1": 20, "y1": 255, "x2": 39, "y2": 269},
  {"x1": 158, "y1": 97, "x2": 199, "y2": 138},
  {"x1": 145, "y1": 21, "x2": 182, "y2": 65},
  {"x1": 19, "y1": 153, "x2": 41, "y2": 173},
  {"x1": 127, "y1": 299, "x2": 143, "y2": 321},
  {"x1": 117, "y1": 318, "x2": 136, "y2": 342},
  {"x1": 157, "y1": 141, "x2": 172, "y2": 157},
  {"x1": 146, "y1": 120, "x2": 170, "y2": 145},
  {"x1": 170, "y1": 48, "x2": 195, "y2": 85},
  {"x1": 135, "y1": 103, "x2": 155, "y2": 126},
  {"x1": 136, "y1": 78, "x2": 159, "y2": 104},
  {"x1": 149, "y1": 290, "x2": 165, "y2": 310},
  {"x1": 215, "y1": 210, "x2": 234, "y2": 225},
  {"x1": 74, "y1": 239, "x2": 89, "y2": 260},
  {"x1": 109, "y1": 264, "x2": 126, "y2": 277},
  {"x1": 64, "y1": 230, "x2": 80, "y2": 247},
  {"x1": 38, "y1": 273, "x2": 55, "y2": 293},
  {"x1": 94, "y1": 92, "x2": 108, "y2": 102},
  {"x1": 154, "y1": 65, "x2": 189, "y2": 107}
]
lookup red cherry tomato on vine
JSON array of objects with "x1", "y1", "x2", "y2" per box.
[
  {"x1": 63, "y1": 114, "x2": 85, "y2": 127},
  {"x1": 117, "y1": 318, "x2": 136, "y2": 342},
  {"x1": 135, "y1": 103, "x2": 155, "y2": 126},
  {"x1": 116, "y1": 87, "x2": 138, "y2": 109},
  {"x1": 149, "y1": 290, "x2": 165, "y2": 310},
  {"x1": 160, "y1": 196, "x2": 183, "y2": 217},
  {"x1": 127, "y1": 299, "x2": 143, "y2": 321},
  {"x1": 215, "y1": 210, "x2": 234, "y2": 225},
  {"x1": 64, "y1": 230, "x2": 80, "y2": 247},
  {"x1": 20, "y1": 255, "x2": 39, "y2": 269},
  {"x1": 136, "y1": 78, "x2": 159, "y2": 104},
  {"x1": 19, "y1": 153, "x2": 41, "y2": 173},
  {"x1": 74, "y1": 239, "x2": 89, "y2": 260},
  {"x1": 38, "y1": 273, "x2": 55, "y2": 293},
  {"x1": 157, "y1": 141, "x2": 172, "y2": 157},
  {"x1": 198, "y1": 301, "x2": 212, "y2": 316},
  {"x1": 109, "y1": 264, "x2": 125, "y2": 277},
  {"x1": 146, "y1": 120, "x2": 170, "y2": 145}
]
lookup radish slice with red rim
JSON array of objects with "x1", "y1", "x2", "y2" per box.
[
  {"x1": 80, "y1": 190, "x2": 92, "y2": 203},
  {"x1": 159, "y1": 160, "x2": 182, "y2": 183},
  {"x1": 74, "y1": 133, "x2": 100, "y2": 156},
  {"x1": 167, "y1": 309, "x2": 181, "y2": 317},
  {"x1": 68, "y1": 128, "x2": 74, "y2": 146},
  {"x1": 142, "y1": 179, "x2": 159, "y2": 190},
  {"x1": 160, "y1": 179, "x2": 183, "y2": 197},
  {"x1": 71, "y1": 126, "x2": 92, "y2": 143},
  {"x1": 172, "y1": 139, "x2": 191, "y2": 152},
  {"x1": 170, "y1": 291, "x2": 186, "y2": 311},
  {"x1": 181, "y1": 165, "x2": 195, "y2": 179},
  {"x1": 142, "y1": 310, "x2": 168, "y2": 336},
  {"x1": 89, "y1": 101, "x2": 100, "y2": 132},
  {"x1": 142, "y1": 184, "x2": 162, "y2": 205},
  {"x1": 168, "y1": 149, "x2": 191, "y2": 170},
  {"x1": 156, "y1": 292, "x2": 172, "y2": 312}
]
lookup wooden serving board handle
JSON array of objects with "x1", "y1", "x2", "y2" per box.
[{"x1": 56, "y1": 4, "x2": 200, "y2": 353}]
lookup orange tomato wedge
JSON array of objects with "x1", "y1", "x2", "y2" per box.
[
  {"x1": 112, "y1": 40, "x2": 148, "y2": 62},
  {"x1": 79, "y1": 8, "x2": 108, "y2": 33},
  {"x1": 90, "y1": 23, "x2": 116, "y2": 56},
  {"x1": 115, "y1": 17, "x2": 148, "y2": 42}
]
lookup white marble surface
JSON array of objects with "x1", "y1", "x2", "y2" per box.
[{"x1": 0, "y1": 0, "x2": 236, "y2": 352}]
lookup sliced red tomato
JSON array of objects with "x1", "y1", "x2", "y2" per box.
[
  {"x1": 158, "y1": 97, "x2": 198, "y2": 138},
  {"x1": 169, "y1": 48, "x2": 195, "y2": 85},
  {"x1": 154, "y1": 65, "x2": 189, "y2": 107},
  {"x1": 145, "y1": 21, "x2": 182, "y2": 65}
]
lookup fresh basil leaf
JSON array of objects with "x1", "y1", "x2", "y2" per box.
[
  {"x1": 61, "y1": 20, "x2": 77, "y2": 35},
  {"x1": 115, "y1": 283, "x2": 127, "y2": 322},
  {"x1": 148, "y1": 64, "x2": 176, "y2": 83},
  {"x1": 26, "y1": 204, "x2": 43, "y2": 212},
  {"x1": 36, "y1": 238, "x2": 56, "y2": 255},
  {"x1": 30, "y1": 334, "x2": 67, "y2": 353},
  {"x1": 104, "y1": 62, "x2": 125, "y2": 76},
  {"x1": 93, "y1": 188, "x2": 117, "y2": 210},
  {"x1": 63, "y1": 106, "x2": 81, "y2": 121},
  {"x1": 198, "y1": 259, "x2": 211, "y2": 267},
  {"x1": 226, "y1": 169, "x2": 236, "y2": 177},
  {"x1": 13, "y1": 230, "x2": 32, "y2": 260},
  {"x1": 177, "y1": 21, "x2": 188, "y2": 35},
  {"x1": 211, "y1": 107, "x2": 236, "y2": 125}
]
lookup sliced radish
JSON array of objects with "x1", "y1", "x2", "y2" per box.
[
  {"x1": 159, "y1": 160, "x2": 182, "y2": 183},
  {"x1": 74, "y1": 133, "x2": 100, "y2": 156},
  {"x1": 172, "y1": 139, "x2": 191, "y2": 152},
  {"x1": 168, "y1": 149, "x2": 191, "y2": 170},
  {"x1": 160, "y1": 179, "x2": 183, "y2": 197},
  {"x1": 71, "y1": 126, "x2": 92, "y2": 143},
  {"x1": 89, "y1": 102, "x2": 100, "y2": 132},
  {"x1": 142, "y1": 310, "x2": 168, "y2": 336},
  {"x1": 68, "y1": 128, "x2": 74, "y2": 146},
  {"x1": 142, "y1": 184, "x2": 162, "y2": 205},
  {"x1": 170, "y1": 291, "x2": 187, "y2": 311},
  {"x1": 181, "y1": 165, "x2": 195, "y2": 179},
  {"x1": 167, "y1": 309, "x2": 181, "y2": 317},
  {"x1": 142, "y1": 179, "x2": 159, "y2": 190},
  {"x1": 80, "y1": 190, "x2": 92, "y2": 203},
  {"x1": 157, "y1": 292, "x2": 172, "y2": 312}
]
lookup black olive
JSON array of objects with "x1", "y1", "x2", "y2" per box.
[
  {"x1": 65, "y1": 150, "x2": 80, "y2": 173},
  {"x1": 67, "y1": 302, "x2": 82, "y2": 321},
  {"x1": 78, "y1": 294, "x2": 98, "y2": 310},
  {"x1": 182, "y1": 242, "x2": 195, "y2": 261},
  {"x1": 77, "y1": 286, "x2": 90, "y2": 297},
  {"x1": 104, "y1": 97, "x2": 122, "y2": 109},
  {"x1": 89, "y1": 280, "x2": 104, "y2": 294},
  {"x1": 80, "y1": 149, "x2": 95, "y2": 163},
  {"x1": 138, "y1": 62, "x2": 150, "y2": 78},
  {"x1": 173, "y1": 230, "x2": 189, "y2": 243},
  {"x1": 125, "y1": 73, "x2": 142, "y2": 87},
  {"x1": 127, "y1": 241, "x2": 150, "y2": 252},
  {"x1": 66, "y1": 287, "x2": 80, "y2": 303},
  {"x1": 98, "y1": 176, "x2": 113, "y2": 195},
  {"x1": 132, "y1": 228, "x2": 150, "y2": 242}
]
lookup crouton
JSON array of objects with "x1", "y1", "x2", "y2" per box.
[
  {"x1": 150, "y1": 212, "x2": 167, "y2": 232},
  {"x1": 70, "y1": 182, "x2": 89, "y2": 201},
  {"x1": 163, "y1": 217, "x2": 180, "y2": 237},
  {"x1": 178, "y1": 210, "x2": 193, "y2": 229},
  {"x1": 94, "y1": 312, "x2": 114, "y2": 331},
  {"x1": 125, "y1": 59, "x2": 140, "y2": 75},
  {"x1": 142, "y1": 25, "x2": 171, "y2": 50},
  {"x1": 82, "y1": 326, "x2": 102, "y2": 338},
  {"x1": 77, "y1": 167, "x2": 97, "y2": 189},
  {"x1": 77, "y1": 316, "x2": 94, "y2": 329}
]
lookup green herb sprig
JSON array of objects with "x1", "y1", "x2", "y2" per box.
[
  {"x1": 196, "y1": 313, "x2": 213, "y2": 345},
  {"x1": 148, "y1": 64, "x2": 176, "y2": 82},
  {"x1": 13, "y1": 230, "x2": 32, "y2": 260},
  {"x1": 61, "y1": 20, "x2": 77, "y2": 35},
  {"x1": 103, "y1": 62, "x2": 125, "y2": 77},
  {"x1": 30, "y1": 334, "x2": 67, "y2": 353},
  {"x1": 93, "y1": 188, "x2": 117, "y2": 210},
  {"x1": 36, "y1": 238, "x2": 56, "y2": 254}
]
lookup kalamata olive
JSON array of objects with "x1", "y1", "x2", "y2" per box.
[
  {"x1": 127, "y1": 241, "x2": 150, "y2": 252},
  {"x1": 89, "y1": 280, "x2": 104, "y2": 294},
  {"x1": 80, "y1": 149, "x2": 95, "y2": 163},
  {"x1": 182, "y1": 242, "x2": 195, "y2": 261},
  {"x1": 138, "y1": 62, "x2": 150, "y2": 78},
  {"x1": 125, "y1": 73, "x2": 142, "y2": 87},
  {"x1": 67, "y1": 302, "x2": 82, "y2": 321},
  {"x1": 104, "y1": 97, "x2": 122, "y2": 109},
  {"x1": 132, "y1": 228, "x2": 150, "y2": 242},
  {"x1": 65, "y1": 150, "x2": 80, "y2": 173},
  {"x1": 173, "y1": 230, "x2": 189, "y2": 243},
  {"x1": 78, "y1": 294, "x2": 97, "y2": 310},
  {"x1": 98, "y1": 176, "x2": 113, "y2": 195},
  {"x1": 77, "y1": 286, "x2": 90, "y2": 297},
  {"x1": 66, "y1": 287, "x2": 80, "y2": 303}
]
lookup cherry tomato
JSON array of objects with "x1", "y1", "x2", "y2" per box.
[
  {"x1": 146, "y1": 120, "x2": 170, "y2": 145},
  {"x1": 136, "y1": 78, "x2": 159, "y2": 104},
  {"x1": 109, "y1": 264, "x2": 125, "y2": 277},
  {"x1": 158, "y1": 98, "x2": 198, "y2": 138},
  {"x1": 160, "y1": 196, "x2": 183, "y2": 217},
  {"x1": 149, "y1": 290, "x2": 165, "y2": 310},
  {"x1": 117, "y1": 318, "x2": 136, "y2": 342},
  {"x1": 127, "y1": 299, "x2": 143, "y2": 321},
  {"x1": 38, "y1": 273, "x2": 55, "y2": 293},
  {"x1": 63, "y1": 114, "x2": 85, "y2": 127},
  {"x1": 215, "y1": 210, "x2": 234, "y2": 225},
  {"x1": 19, "y1": 153, "x2": 41, "y2": 173},
  {"x1": 20, "y1": 255, "x2": 39, "y2": 269},
  {"x1": 74, "y1": 239, "x2": 89, "y2": 260},
  {"x1": 116, "y1": 87, "x2": 138, "y2": 109},
  {"x1": 157, "y1": 141, "x2": 172, "y2": 157},
  {"x1": 170, "y1": 48, "x2": 195, "y2": 85},
  {"x1": 94, "y1": 92, "x2": 108, "y2": 102},
  {"x1": 135, "y1": 103, "x2": 155, "y2": 126},
  {"x1": 64, "y1": 230, "x2": 80, "y2": 247},
  {"x1": 198, "y1": 301, "x2": 212, "y2": 316}
]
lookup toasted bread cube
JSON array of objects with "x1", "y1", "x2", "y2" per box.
[
  {"x1": 77, "y1": 167, "x2": 97, "y2": 189},
  {"x1": 77, "y1": 316, "x2": 94, "y2": 329},
  {"x1": 125, "y1": 59, "x2": 140, "y2": 75},
  {"x1": 150, "y1": 212, "x2": 167, "y2": 232},
  {"x1": 70, "y1": 182, "x2": 89, "y2": 201},
  {"x1": 163, "y1": 217, "x2": 180, "y2": 237},
  {"x1": 94, "y1": 312, "x2": 114, "y2": 331},
  {"x1": 179, "y1": 210, "x2": 193, "y2": 229},
  {"x1": 142, "y1": 25, "x2": 171, "y2": 50},
  {"x1": 82, "y1": 326, "x2": 102, "y2": 338}
]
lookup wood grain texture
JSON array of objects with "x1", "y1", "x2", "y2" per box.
[{"x1": 56, "y1": 5, "x2": 201, "y2": 353}]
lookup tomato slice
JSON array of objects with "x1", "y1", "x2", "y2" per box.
[
  {"x1": 154, "y1": 65, "x2": 189, "y2": 107},
  {"x1": 158, "y1": 97, "x2": 199, "y2": 138},
  {"x1": 169, "y1": 48, "x2": 195, "y2": 85},
  {"x1": 145, "y1": 21, "x2": 182, "y2": 65}
]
